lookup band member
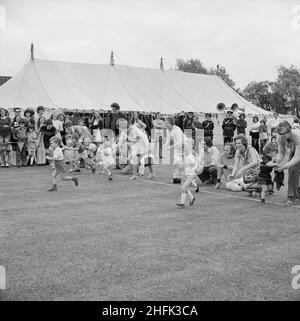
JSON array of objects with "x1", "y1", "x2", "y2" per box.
[
  {"x1": 222, "y1": 108, "x2": 236, "y2": 144},
  {"x1": 202, "y1": 113, "x2": 214, "y2": 141}
]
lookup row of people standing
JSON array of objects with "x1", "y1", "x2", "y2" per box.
[{"x1": 222, "y1": 110, "x2": 281, "y2": 153}]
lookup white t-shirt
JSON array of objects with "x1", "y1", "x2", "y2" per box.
[
  {"x1": 184, "y1": 153, "x2": 196, "y2": 177},
  {"x1": 53, "y1": 147, "x2": 64, "y2": 161},
  {"x1": 266, "y1": 117, "x2": 281, "y2": 129}
]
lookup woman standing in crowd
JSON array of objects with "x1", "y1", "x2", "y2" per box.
[
  {"x1": 24, "y1": 108, "x2": 35, "y2": 128},
  {"x1": 11, "y1": 108, "x2": 22, "y2": 165},
  {"x1": 0, "y1": 107, "x2": 12, "y2": 167},
  {"x1": 35, "y1": 106, "x2": 45, "y2": 128},
  {"x1": 131, "y1": 111, "x2": 147, "y2": 131},
  {"x1": 259, "y1": 119, "x2": 268, "y2": 153},
  {"x1": 152, "y1": 113, "x2": 165, "y2": 160},
  {"x1": 275, "y1": 121, "x2": 300, "y2": 206},
  {"x1": 249, "y1": 115, "x2": 260, "y2": 153},
  {"x1": 36, "y1": 116, "x2": 47, "y2": 165},
  {"x1": 89, "y1": 110, "x2": 103, "y2": 145},
  {"x1": 236, "y1": 113, "x2": 247, "y2": 135}
]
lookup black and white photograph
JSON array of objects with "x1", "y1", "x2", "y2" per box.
[{"x1": 0, "y1": 0, "x2": 300, "y2": 306}]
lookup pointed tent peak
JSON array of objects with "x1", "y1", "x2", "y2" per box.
[
  {"x1": 110, "y1": 51, "x2": 114, "y2": 66},
  {"x1": 30, "y1": 43, "x2": 35, "y2": 61},
  {"x1": 160, "y1": 58, "x2": 164, "y2": 70}
]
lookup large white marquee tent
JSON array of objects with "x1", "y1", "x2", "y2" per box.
[{"x1": 0, "y1": 57, "x2": 269, "y2": 115}]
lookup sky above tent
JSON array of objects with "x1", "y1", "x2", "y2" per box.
[{"x1": 0, "y1": 0, "x2": 299, "y2": 90}]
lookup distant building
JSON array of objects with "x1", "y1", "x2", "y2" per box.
[{"x1": 0, "y1": 76, "x2": 11, "y2": 86}]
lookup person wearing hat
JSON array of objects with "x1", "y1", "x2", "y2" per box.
[
  {"x1": 40, "y1": 119, "x2": 57, "y2": 159},
  {"x1": 222, "y1": 109, "x2": 237, "y2": 145},
  {"x1": 202, "y1": 113, "x2": 214, "y2": 142},
  {"x1": 274, "y1": 121, "x2": 300, "y2": 206}
]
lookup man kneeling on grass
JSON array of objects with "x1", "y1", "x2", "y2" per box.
[{"x1": 46, "y1": 136, "x2": 79, "y2": 192}]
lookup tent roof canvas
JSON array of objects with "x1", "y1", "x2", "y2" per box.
[{"x1": 0, "y1": 58, "x2": 269, "y2": 114}]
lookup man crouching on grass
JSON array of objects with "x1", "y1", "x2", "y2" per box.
[{"x1": 46, "y1": 136, "x2": 79, "y2": 192}]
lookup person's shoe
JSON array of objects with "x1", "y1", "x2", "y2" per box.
[
  {"x1": 176, "y1": 203, "x2": 185, "y2": 208},
  {"x1": 5, "y1": 163, "x2": 9, "y2": 168},
  {"x1": 47, "y1": 186, "x2": 57, "y2": 192},
  {"x1": 73, "y1": 177, "x2": 79, "y2": 186},
  {"x1": 130, "y1": 175, "x2": 137, "y2": 180},
  {"x1": 173, "y1": 178, "x2": 181, "y2": 184},
  {"x1": 286, "y1": 198, "x2": 295, "y2": 206},
  {"x1": 0, "y1": 164, "x2": 5, "y2": 167},
  {"x1": 189, "y1": 196, "x2": 195, "y2": 206},
  {"x1": 107, "y1": 174, "x2": 113, "y2": 181},
  {"x1": 91, "y1": 166, "x2": 96, "y2": 174},
  {"x1": 72, "y1": 169, "x2": 81, "y2": 173},
  {"x1": 195, "y1": 184, "x2": 199, "y2": 193}
]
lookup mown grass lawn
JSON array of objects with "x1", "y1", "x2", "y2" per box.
[{"x1": 0, "y1": 165, "x2": 299, "y2": 301}]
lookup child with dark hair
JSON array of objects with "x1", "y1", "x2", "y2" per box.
[
  {"x1": 26, "y1": 125, "x2": 38, "y2": 165},
  {"x1": 257, "y1": 142, "x2": 279, "y2": 203},
  {"x1": 40, "y1": 119, "x2": 57, "y2": 158}
]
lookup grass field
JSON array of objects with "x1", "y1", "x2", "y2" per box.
[{"x1": 1, "y1": 165, "x2": 300, "y2": 301}]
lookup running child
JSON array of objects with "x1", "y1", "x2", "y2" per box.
[
  {"x1": 70, "y1": 137, "x2": 96, "y2": 173},
  {"x1": 46, "y1": 136, "x2": 79, "y2": 191},
  {"x1": 176, "y1": 138, "x2": 196, "y2": 208}
]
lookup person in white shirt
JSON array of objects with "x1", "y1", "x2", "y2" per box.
[
  {"x1": 163, "y1": 116, "x2": 188, "y2": 184},
  {"x1": 196, "y1": 137, "x2": 220, "y2": 185},
  {"x1": 274, "y1": 121, "x2": 300, "y2": 206},
  {"x1": 176, "y1": 138, "x2": 196, "y2": 208},
  {"x1": 46, "y1": 136, "x2": 79, "y2": 191},
  {"x1": 249, "y1": 115, "x2": 260, "y2": 153},
  {"x1": 128, "y1": 123, "x2": 150, "y2": 180},
  {"x1": 51, "y1": 113, "x2": 64, "y2": 137},
  {"x1": 152, "y1": 113, "x2": 166, "y2": 159},
  {"x1": 266, "y1": 112, "x2": 281, "y2": 136}
]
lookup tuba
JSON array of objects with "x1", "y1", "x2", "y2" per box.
[
  {"x1": 216, "y1": 102, "x2": 226, "y2": 112},
  {"x1": 231, "y1": 103, "x2": 239, "y2": 112}
]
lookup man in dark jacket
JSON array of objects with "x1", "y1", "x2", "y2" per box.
[
  {"x1": 110, "y1": 103, "x2": 125, "y2": 137},
  {"x1": 222, "y1": 109, "x2": 236, "y2": 144},
  {"x1": 202, "y1": 113, "x2": 214, "y2": 141}
]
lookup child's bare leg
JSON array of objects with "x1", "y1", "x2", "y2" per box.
[{"x1": 260, "y1": 185, "x2": 268, "y2": 203}]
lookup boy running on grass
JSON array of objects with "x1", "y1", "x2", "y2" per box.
[
  {"x1": 176, "y1": 138, "x2": 196, "y2": 208},
  {"x1": 46, "y1": 137, "x2": 79, "y2": 192}
]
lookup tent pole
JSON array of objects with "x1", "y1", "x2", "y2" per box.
[
  {"x1": 110, "y1": 51, "x2": 114, "y2": 66},
  {"x1": 160, "y1": 57, "x2": 164, "y2": 71},
  {"x1": 30, "y1": 43, "x2": 35, "y2": 61}
]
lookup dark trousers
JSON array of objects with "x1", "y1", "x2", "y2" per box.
[
  {"x1": 198, "y1": 166, "x2": 218, "y2": 183},
  {"x1": 223, "y1": 136, "x2": 233, "y2": 145}
]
